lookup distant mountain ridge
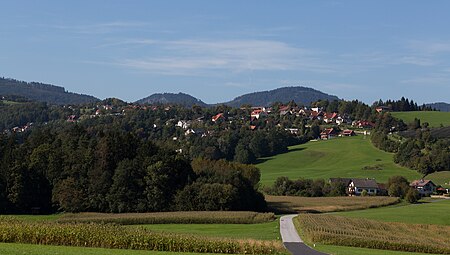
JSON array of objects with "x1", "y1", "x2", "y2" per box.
[
  {"x1": 135, "y1": 92, "x2": 208, "y2": 107},
  {"x1": 136, "y1": 86, "x2": 340, "y2": 107},
  {"x1": 0, "y1": 77, "x2": 99, "y2": 105},
  {"x1": 222, "y1": 86, "x2": 340, "y2": 107},
  {"x1": 426, "y1": 102, "x2": 450, "y2": 112}
]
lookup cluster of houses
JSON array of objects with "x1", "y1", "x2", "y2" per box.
[
  {"x1": 248, "y1": 106, "x2": 355, "y2": 125},
  {"x1": 3, "y1": 123, "x2": 33, "y2": 134},
  {"x1": 330, "y1": 177, "x2": 446, "y2": 196}
]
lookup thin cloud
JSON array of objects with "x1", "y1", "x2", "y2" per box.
[
  {"x1": 407, "y1": 40, "x2": 450, "y2": 55},
  {"x1": 110, "y1": 39, "x2": 336, "y2": 75},
  {"x1": 39, "y1": 21, "x2": 151, "y2": 34}
]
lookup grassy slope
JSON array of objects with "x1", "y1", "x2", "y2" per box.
[
  {"x1": 426, "y1": 171, "x2": 450, "y2": 188},
  {"x1": 257, "y1": 136, "x2": 421, "y2": 186},
  {"x1": 135, "y1": 221, "x2": 280, "y2": 240},
  {"x1": 333, "y1": 199, "x2": 450, "y2": 225},
  {"x1": 391, "y1": 111, "x2": 450, "y2": 127},
  {"x1": 0, "y1": 243, "x2": 213, "y2": 255}
]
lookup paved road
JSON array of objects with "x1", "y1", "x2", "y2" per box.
[{"x1": 280, "y1": 215, "x2": 328, "y2": 255}]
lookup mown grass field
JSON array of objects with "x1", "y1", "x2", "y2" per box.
[
  {"x1": 0, "y1": 242, "x2": 215, "y2": 255},
  {"x1": 426, "y1": 171, "x2": 450, "y2": 188},
  {"x1": 265, "y1": 195, "x2": 399, "y2": 213},
  {"x1": 391, "y1": 111, "x2": 450, "y2": 127},
  {"x1": 257, "y1": 136, "x2": 421, "y2": 186},
  {"x1": 135, "y1": 221, "x2": 280, "y2": 240},
  {"x1": 333, "y1": 199, "x2": 450, "y2": 226},
  {"x1": 296, "y1": 214, "x2": 450, "y2": 254}
]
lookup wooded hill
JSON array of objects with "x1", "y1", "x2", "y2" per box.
[
  {"x1": 221, "y1": 86, "x2": 340, "y2": 107},
  {"x1": 0, "y1": 77, "x2": 98, "y2": 105},
  {"x1": 136, "y1": 92, "x2": 208, "y2": 107}
]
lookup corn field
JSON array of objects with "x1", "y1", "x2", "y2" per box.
[
  {"x1": 57, "y1": 211, "x2": 276, "y2": 225},
  {"x1": 0, "y1": 217, "x2": 284, "y2": 254},
  {"x1": 297, "y1": 214, "x2": 450, "y2": 254}
]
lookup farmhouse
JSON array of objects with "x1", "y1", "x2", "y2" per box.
[
  {"x1": 320, "y1": 127, "x2": 339, "y2": 140},
  {"x1": 348, "y1": 178, "x2": 379, "y2": 196},
  {"x1": 342, "y1": 129, "x2": 356, "y2": 136},
  {"x1": 410, "y1": 179, "x2": 436, "y2": 196}
]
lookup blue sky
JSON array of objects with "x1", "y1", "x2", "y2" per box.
[{"x1": 1, "y1": 1, "x2": 450, "y2": 104}]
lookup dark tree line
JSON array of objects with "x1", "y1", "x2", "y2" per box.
[
  {"x1": 264, "y1": 177, "x2": 347, "y2": 197},
  {"x1": 374, "y1": 97, "x2": 434, "y2": 111},
  {"x1": 0, "y1": 125, "x2": 265, "y2": 214}
]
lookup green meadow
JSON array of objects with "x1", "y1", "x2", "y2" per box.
[
  {"x1": 391, "y1": 111, "x2": 450, "y2": 127},
  {"x1": 136, "y1": 221, "x2": 280, "y2": 240},
  {"x1": 257, "y1": 135, "x2": 421, "y2": 186},
  {"x1": 426, "y1": 171, "x2": 450, "y2": 188},
  {"x1": 333, "y1": 199, "x2": 450, "y2": 226}
]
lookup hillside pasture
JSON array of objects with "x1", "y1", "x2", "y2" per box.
[
  {"x1": 333, "y1": 199, "x2": 450, "y2": 226},
  {"x1": 257, "y1": 136, "x2": 421, "y2": 186},
  {"x1": 296, "y1": 214, "x2": 450, "y2": 254},
  {"x1": 391, "y1": 111, "x2": 450, "y2": 127},
  {"x1": 426, "y1": 171, "x2": 450, "y2": 188},
  {"x1": 265, "y1": 195, "x2": 399, "y2": 213}
]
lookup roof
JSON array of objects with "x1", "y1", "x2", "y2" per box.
[
  {"x1": 342, "y1": 129, "x2": 355, "y2": 134},
  {"x1": 351, "y1": 178, "x2": 379, "y2": 188},
  {"x1": 321, "y1": 128, "x2": 337, "y2": 135},
  {"x1": 212, "y1": 113, "x2": 224, "y2": 121},
  {"x1": 410, "y1": 179, "x2": 436, "y2": 187}
]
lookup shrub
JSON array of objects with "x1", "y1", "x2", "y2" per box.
[{"x1": 405, "y1": 188, "x2": 420, "y2": 203}]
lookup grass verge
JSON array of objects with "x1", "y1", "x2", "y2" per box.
[
  {"x1": 315, "y1": 244, "x2": 443, "y2": 255},
  {"x1": 0, "y1": 242, "x2": 217, "y2": 255}
]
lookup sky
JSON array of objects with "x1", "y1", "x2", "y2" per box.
[{"x1": 1, "y1": 1, "x2": 450, "y2": 104}]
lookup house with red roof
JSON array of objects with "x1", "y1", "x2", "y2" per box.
[
  {"x1": 410, "y1": 179, "x2": 436, "y2": 196},
  {"x1": 320, "y1": 127, "x2": 339, "y2": 140},
  {"x1": 251, "y1": 109, "x2": 268, "y2": 119},
  {"x1": 211, "y1": 113, "x2": 225, "y2": 122},
  {"x1": 342, "y1": 129, "x2": 356, "y2": 136}
]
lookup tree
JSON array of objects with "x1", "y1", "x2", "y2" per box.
[
  {"x1": 387, "y1": 176, "x2": 410, "y2": 198},
  {"x1": 405, "y1": 188, "x2": 420, "y2": 203}
]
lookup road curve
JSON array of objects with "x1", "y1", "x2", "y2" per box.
[{"x1": 280, "y1": 215, "x2": 328, "y2": 255}]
